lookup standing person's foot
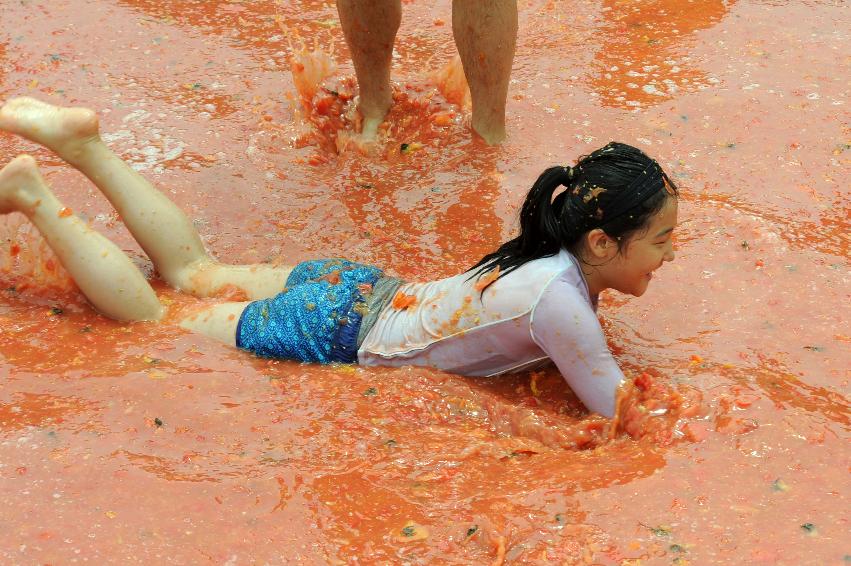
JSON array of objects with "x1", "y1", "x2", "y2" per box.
[
  {"x1": 360, "y1": 114, "x2": 384, "y2": 141},
  {"x1": 0, "y1": 155, "x2": 45, "y2": 214},
  {"x1": 471, "y1": 117, "x2": 507, "y2": 145},
  {"x1": 0, "y1": 97, "x2": 100, "y2": 159},
  {"x1": 356, "y1": 92, "x2": 393, "y2": 142}
]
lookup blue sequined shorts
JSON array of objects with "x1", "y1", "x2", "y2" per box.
[{"x1": 236, "y1": 259, "x2": 383, "y2": 364}]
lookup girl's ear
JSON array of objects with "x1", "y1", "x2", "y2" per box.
[{"x1": 585, "y1": 228, "x2": 618, "y2": 260}]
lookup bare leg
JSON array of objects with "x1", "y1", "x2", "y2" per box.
[
  {"x1": 336, "y1": 0, "x2": 402, "y2": 140},
  {"x1": 0, "y1": 97, "x2": 291, "y2": 300},
  {"x1": 0, "y1": 155, "x2": 162, "y2": 321},
  {"x1": 452, "y1": 0, "x2": 517, "y2": 145},
  {"x1": 178, "y1": 302, "x2": 249, "y2": 347}
]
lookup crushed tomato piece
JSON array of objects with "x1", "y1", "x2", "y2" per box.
[
  {"x1": 634, "y1": 372, "x2": 653, "y2": 391},
  {"x1": 392, "y1": 291, "x2": 417, "y2": 310},
  {"x1": 474, "y1": 266, "x2": 501, "y2": 292},
  {"x1": 529, "y1": 371, "x2": 542, "y2": 397},
  {"x1": 433, "y1": 112, "x2": 453, "y2": 126},
  {"x1": 394, "y1": 521, "x2": 429, "y2": 542},
  {"x1": 317, "y1": 270, "x2": 341, "y2": 285}
]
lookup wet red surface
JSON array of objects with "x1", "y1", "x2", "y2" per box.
[{"x1": 1, "y1": 0, "x2": 849, "y2": 563}]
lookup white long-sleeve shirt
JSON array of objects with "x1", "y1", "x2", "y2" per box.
[{"x1": 358, "y1": 249, "x2": 625, "y2": 417}]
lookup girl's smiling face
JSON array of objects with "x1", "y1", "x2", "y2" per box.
[{"x1": 583, "y1": 196, "x2": 678, "y2": 297}]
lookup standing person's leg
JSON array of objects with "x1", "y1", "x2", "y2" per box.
[
  {"x1": 0, "y1": 155, "x2": 163, "y2": 321},
  {"x1": 0, "y1": 97, "x2": 291, "y2": 300},
  {"x1": 452, "y1": 0, "x2": 518, "y2": 145},
  {"x1": 336, "y1": 0, "x2": 402, "y2": 140}
]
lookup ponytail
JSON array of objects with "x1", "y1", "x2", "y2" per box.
[{"x1": 468, "y1": 165, "x2": 574, "y2": 285}]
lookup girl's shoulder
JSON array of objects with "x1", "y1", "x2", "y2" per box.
[
  {"x1": 410, "y1": 250, "x2": 589, "y2": 315},
  {"x1": 471, "y1": 250, "x2": 593, "y2": 312},
  {"x1": 501, "y1": 249, "x2": 587, "y2": 291}
]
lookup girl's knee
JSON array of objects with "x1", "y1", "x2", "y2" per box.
[{"x1": 167, "y1": 258, "x2": 220, "y2": 297}]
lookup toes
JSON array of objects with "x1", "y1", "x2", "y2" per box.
[{"x1": 0, "y1": 154, "x2": 38, "y2": 179}]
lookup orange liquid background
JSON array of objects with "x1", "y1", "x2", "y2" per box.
[{"x1": 0, "y1": 0, "x2": 848, "y2": 563}]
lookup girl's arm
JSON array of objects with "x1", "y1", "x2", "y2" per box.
[{"x1": 529, "y1": 279, "x2": 625, "y2": 417}]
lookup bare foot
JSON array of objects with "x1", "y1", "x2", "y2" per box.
[
  {"x1": 355, "y1": 91, "x2": 392, "y2": 143},
  {"x1": 471, "y1": 118, "x2": 507, "y2": 146},
  {"x1": 0, "y1": 155, "x2": 45, "y2": 214},
  {"x1": 336, "y1": 129, "x2": 380, "y2": 157},
  {"x1": 0, "y1": 97, "x2": 99, "y2": 158},
  {"x1": 360, "y1": 115, "x2": 383, "y2": 141},
  {"x1": 334, "y1": 106, "x2": 381, "y2": 156}
]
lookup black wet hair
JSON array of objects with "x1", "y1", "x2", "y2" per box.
[{"x1": 468, "y1": 141, "x2": 678, "y2": 289}]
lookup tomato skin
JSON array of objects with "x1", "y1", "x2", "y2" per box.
[
  {"x1": 392, "y1": 291, "x2": 418, "y2": 310},
  {"x1": 634, "y1": 372, "x2": 654, "y2": 391}
]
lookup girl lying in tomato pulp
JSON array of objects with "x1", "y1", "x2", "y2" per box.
[{"x1": 0, "y1": 97, "x2": 678, "y2": 417}]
